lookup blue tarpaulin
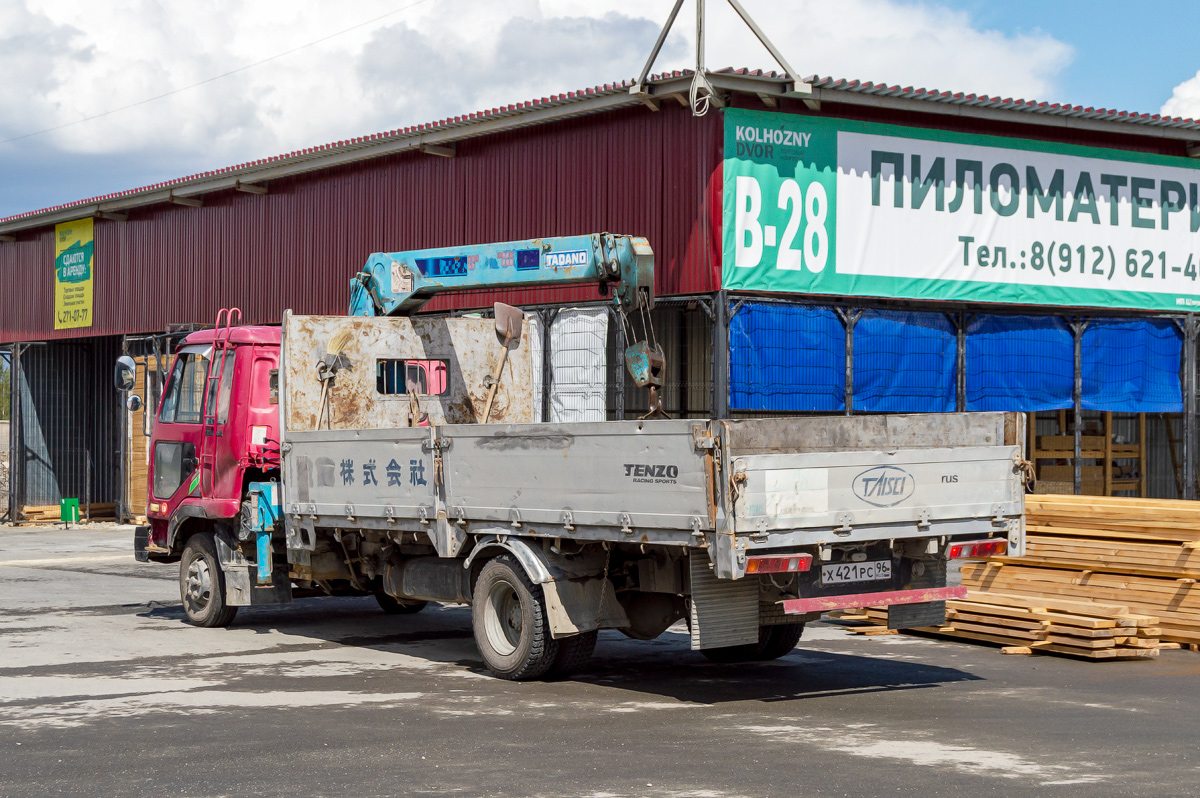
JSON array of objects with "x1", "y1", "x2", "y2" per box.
[
  {"x1": 1082, "y1": 319, "x2": 1183, "y2": 412},
  {"x1": 965, "y1": 315, "x2": 1074, "y2": 411},
  {"x1": 729, "y1": 302, "x2": 845, "y2": 412},
  {"x1": 853, "y1": 310, "x2": 955, "y2": 412}
]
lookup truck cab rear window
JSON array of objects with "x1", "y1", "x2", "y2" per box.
[{"x1": 377, "y1": 359, "x2": 448, "y2": 396}]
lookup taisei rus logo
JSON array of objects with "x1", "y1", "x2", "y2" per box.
[
  {"x1": 624, "y1": 463, "x2": 679, "y2": 484},
  {"x1": 851, "y1": 465, "x2": 915, "y2": 508}
]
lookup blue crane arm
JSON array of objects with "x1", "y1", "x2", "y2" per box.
[{"x1": 348, "y1": 233, "x2": 654, "y2": 317}]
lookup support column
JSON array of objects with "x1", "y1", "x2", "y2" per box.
[
  {"x1": 1071, "y1": 319, "x2": 1089, "y2": 496},
  {"x1": 955, "y1": 312, "x2": 969, "y2": 413},
  {"x1": 836, "y1": 308, "x2": 862, "y2": 416},
  {"x1": 711, "y1": 291, "x2": 729, "y2": 420},
  {"x1": 613, "y1": 306, "x2": 625, "y2": 421},
  {"x1": 1185, "y1": 315, "x2": 1197, "y2": 500},
  {"x1": 540, "y1": 309, "x2": 559, "y2": 423}
]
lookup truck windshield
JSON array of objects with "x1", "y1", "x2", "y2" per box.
[{"x1": 159, "y1": 348, "x2": 235, "y2": 424}]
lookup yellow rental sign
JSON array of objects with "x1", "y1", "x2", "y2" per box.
[{"x1": 54, "y1": 218, "x2": 94, "y2": 330}]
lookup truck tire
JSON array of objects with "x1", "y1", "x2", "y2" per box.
[
  {"x1": 755, "y1": 623, "x2": 805, "y2": 660},
  {"x1": 546, "y1": 630, "x2": 597, "y2": 678},
  {"x1": 375, "y1": 592, "x2": 428, "y2": 615},
  {"x1": 180, "y1": 532, "x2": 238, "y2": 628},
  {"x1": 699, "y1": 638, "x2": 765, "y2": 663},
  {"x1": 472, "y1": 555, "x2": 559, "y2": 680}
]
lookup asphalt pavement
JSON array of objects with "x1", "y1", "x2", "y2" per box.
[{"x1": 1, "y1": 525, "x2": 1198, "y2": 798}]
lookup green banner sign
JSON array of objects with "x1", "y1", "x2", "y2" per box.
[{"x1": 723, "y1": 108, "x2": 1200, "y2": 312}]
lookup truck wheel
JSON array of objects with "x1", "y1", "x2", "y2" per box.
[
  {"x1": 375, "y1": 592, "x2": 428, "y2": 615},
  {"x1": 180, "y1": 533, "x2": 238, "y2": 628},
  {"x1": 546, "y1": 630, "x2": 597, "y2": 678},
  {"x1": 699, "y1": 638, "x2": 765, "y2": 663},
  {"x1": 755, "y1": 623, "x2": 805, "y2": 660},
  {"x1": 472, "y1": 555, "x2": 559, "y2": 680}
]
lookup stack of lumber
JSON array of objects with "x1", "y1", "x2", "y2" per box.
[
  {"x1": 855, "y1": 590, "x2": 1160, "y2": 660},
  {"x1": 18, "y1": 502, "x2": 116, "y2": 524},
  {"x1": 965, "y1": 494, "x2": 1200, "y2": 648}
]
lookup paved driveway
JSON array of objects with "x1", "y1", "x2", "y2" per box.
[{"x1": 1, "y1": 526, "x2": 1196, "y2": 797}]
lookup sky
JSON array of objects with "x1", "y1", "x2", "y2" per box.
[{"x1": 3, "y1": 0, "x2": 1200, "y2": 219}]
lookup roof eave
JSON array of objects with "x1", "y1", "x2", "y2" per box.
[{"x1": 5, "y1": 71, "x2": 1200, "y2": 236}]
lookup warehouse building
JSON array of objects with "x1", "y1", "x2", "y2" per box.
[{"x1": 2, "y1": 68, "x2": 1198, "y2": 522}]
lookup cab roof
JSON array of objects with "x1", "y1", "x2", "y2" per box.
[{"x1": 182, "y1": 325, "x2": 281, "y2": 347}]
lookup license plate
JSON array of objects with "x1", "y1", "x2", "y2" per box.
[{"x1": 821, "y1": 559, "x2": 892, "y2": 585}]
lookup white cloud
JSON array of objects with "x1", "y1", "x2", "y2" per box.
[
  {"x1": 1161, "y1": 70, "x2": 1200, "y2": 121},
  {"x1": 0, "y1": 0, "x2": 1074, "y2": 216}
]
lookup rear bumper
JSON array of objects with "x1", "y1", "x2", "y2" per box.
[{"x1": 781, "y1": 586, "x2": 966, "y2": 615}]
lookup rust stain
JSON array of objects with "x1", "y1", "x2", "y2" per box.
[{"x1": 284, "y1": 314, "x2": 535, "y2": 431}]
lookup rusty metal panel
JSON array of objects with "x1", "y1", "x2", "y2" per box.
[{"x1": 282, "y1": 314, "x2": 535, "y2": 431}]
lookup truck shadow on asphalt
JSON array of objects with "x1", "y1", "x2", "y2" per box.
[{"x1": 137, "y1": 597, "x2": 982, "y2": 705}]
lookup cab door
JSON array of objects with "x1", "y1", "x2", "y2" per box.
[{"x1": 151, "y1": 344, "x2": 236, "y2": 513}]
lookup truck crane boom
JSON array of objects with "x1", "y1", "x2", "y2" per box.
[
  {"x1": 349, "y1": 233, "x2": 665, "y2": 406},
  {"x1": 349, "y1": 233, "x2": 654, "y2": 318}
]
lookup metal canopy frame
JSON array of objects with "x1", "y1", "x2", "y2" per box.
[{"x1": 631, "y1": 0, "x2": 812, "y2": 115}]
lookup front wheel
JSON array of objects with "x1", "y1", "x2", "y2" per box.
[
  {"x1": 179, "y1": 532, "x2": 238, "y2": 628},
  {"x1": 472, "y1": 555, "x2": 559, "y2": 680}
]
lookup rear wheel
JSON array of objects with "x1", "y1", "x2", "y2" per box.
[
  {"x1": 375, "y1": 592, "x2": 428, "y2": 615},
  {"x1": 699, "y1": 637, "x2": 765, "y2": 663},
  {"x1": 472, "y1": 556, "x2": 559, "y2": 680},
  {"x1": 755, "y1": 623, "x2": 805, "y2": 660},
  {"x1": 700, "y1": 623, "x2": 805, "y2": 664},
  {"x1": 546, "y1": 630, "x2": 598, "y2": 678},
  {"x1": 179, "y1": 532, "x2": 238, "y2": 628}
]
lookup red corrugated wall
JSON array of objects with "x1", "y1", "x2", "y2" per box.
[{"x1": 0, "y1": 103, "x2": 724, "y2": 343}]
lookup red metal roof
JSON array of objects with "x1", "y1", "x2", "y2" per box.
[{"x1": 6, "y1": 68, "x2": 1200, "y2": 229}]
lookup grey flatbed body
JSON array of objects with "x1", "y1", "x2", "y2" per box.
[{"x1": 278, "y1": 314, "x2": 1025, "y2": 580}]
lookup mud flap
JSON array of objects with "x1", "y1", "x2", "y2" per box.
[
  {"x1": 133, "y1": 525, "x2": 151, "y2": 563},
  {"x1": 888, "y1": 601, "x2": 946, "y2": 630},
  {"x1": 542, "y1": 578, "x2": 629, "y2": 638},
  {"x1": 689, "y1": 554, "x2": 759, "y2": 649},
  {"x1": 215, "y1": 530, "x2": 293, "y2": 607}
]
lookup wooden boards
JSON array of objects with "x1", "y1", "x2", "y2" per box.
[
  {"x1": 856, "y1": 590, "x2": 1160, "y2": 661},
  {"x1": 963, "y1": 494, "x2": 1200, "y2": 648},
  {"x1": 17, "y1": 503, "x2": 116, "y2": 524}
]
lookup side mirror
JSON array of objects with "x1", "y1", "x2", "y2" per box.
[
  {"x1": 114, "y1": 356, "x2": 136, "y2": 391},
  {"x1": 126, "y1": 394, "x2": 143, "y2": 412}
]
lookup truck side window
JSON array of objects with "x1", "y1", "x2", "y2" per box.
[
  {"x1": 158, "y1": 349, "x2": 234, "y2": 424},
  {"x1": 376, "y1": 359, "x2": 448, "y2": 395}
]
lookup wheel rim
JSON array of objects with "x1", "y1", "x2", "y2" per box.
[
  {"x1": 184, "y1": 557, "x2": 213, "y2": 616},
  {"x1": 483, "y1": 579, "x2": 523, "y2": 657}
]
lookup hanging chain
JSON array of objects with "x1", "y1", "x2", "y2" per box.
[{"x1": 595, "y1": 542, "x2": 612, "y2": 629}]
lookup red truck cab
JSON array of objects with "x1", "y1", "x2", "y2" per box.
[{"x1": 137, "y1": 324, "x2": 282, "y2": 560}]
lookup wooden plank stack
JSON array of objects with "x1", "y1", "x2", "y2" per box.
[
  {"x1": 18, "y1": 502, "x2": 116, "y2": 524},
  {"x1": 856, "y1": 590, "x2": 1160, "y2": 660},
  {"x1": 961, "y1": 493, "x2": 1200, "y2": 649}
]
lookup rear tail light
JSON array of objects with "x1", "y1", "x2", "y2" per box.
[
  {"x1": 746, "y1": 554, "x2": 813, "y2": 574},
  {"x1": 948, "y1": 539, "x2": 1008, "y2": 559}
]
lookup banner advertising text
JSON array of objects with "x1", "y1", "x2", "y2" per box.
[
  {"x1": 54, "y1": 218, "x2": 94, "y2": 330},
  {"x1": 723, "y1": 108, "x2": 1200, "y2": 312}
]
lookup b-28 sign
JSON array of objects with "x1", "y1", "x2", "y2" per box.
[{"x1": 722, "y1": 107, "x2": 1200, "y2": 312}]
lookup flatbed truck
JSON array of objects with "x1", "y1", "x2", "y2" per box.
[{"x1": 119, "y1": 233, "x2": 1024, "y2": 679}]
